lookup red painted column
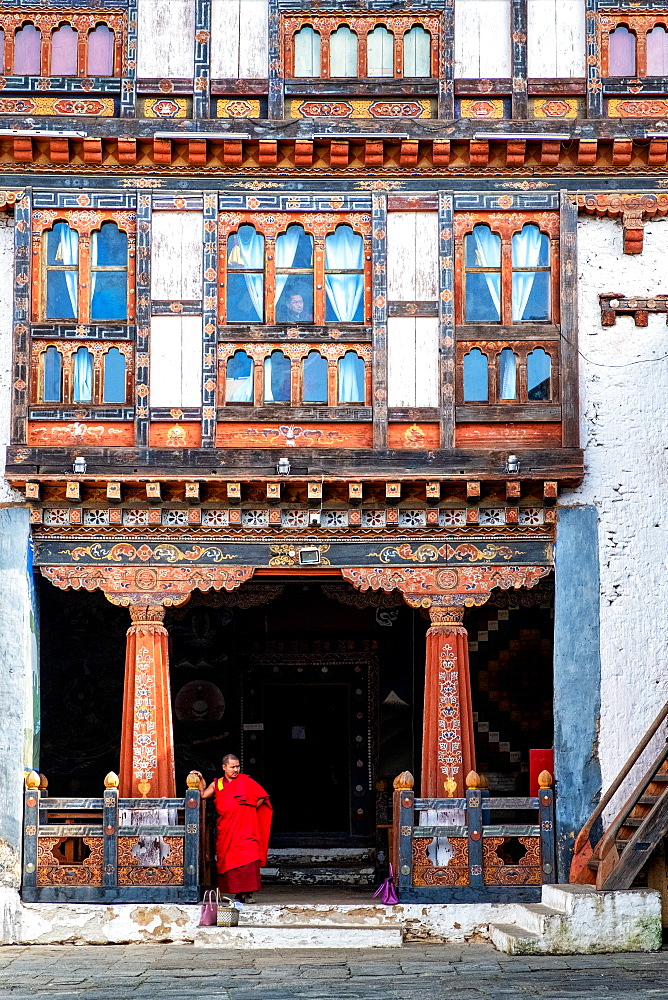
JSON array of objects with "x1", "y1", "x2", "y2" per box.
[
  {"x1": 421, "y1": 604, "x2": 476, "y2": 798},
  {"x1": 119, "y1": 604, "x2": 176, "y2": 799}
]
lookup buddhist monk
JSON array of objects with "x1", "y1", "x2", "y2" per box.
[{"x1": 199, "y1": 755, "x2": 272, "y2": 903}]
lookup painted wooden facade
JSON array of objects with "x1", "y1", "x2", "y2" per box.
[{"x1": 4, "y1": 0, "x2": 667, "y2": 900}]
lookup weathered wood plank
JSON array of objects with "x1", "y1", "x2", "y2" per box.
[
  {"x1": 387, "y1": 212, "x2": 415, "y2": 300},
  {"x1": 240, "y1": 0, "x2": 269, "y2": 79},
  {"x1": 211, "y1": 0, "x2": 241, "y2": 79},
  {"x1": 455, "y1": 0, "x2": 511, "y2": 79},
  {"x1": 137, "y1": 0, "x2": 195, "y2": 79},
  {"x1": 181, "y1": 316, "x2": 204, "y2": 407},
  {"x1": 149, "y1": 316, "x2": 182, "y2": 407},
  {"x1": 415, "y1": 213, "x2": 439, "y2": 301},
  {"x1": 151, "y1": 212, "x2": 204, "y2": 302},
  {"x1": 388, "y1": 317, "x2": 416, "y2": 407},
  {"x1": 527, "y1": 0, "x2": 585, "y2": 78},
  {"x1": 415, "y1": 318, "x2": 439, "y2": 407}
]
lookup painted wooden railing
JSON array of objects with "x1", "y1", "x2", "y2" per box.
[
  {"x1": 392, "y1": 769, "x2": 555, "y2": 902},
  {"x1": 22, "y1": 770, "x2": 202, "y2": 903}
]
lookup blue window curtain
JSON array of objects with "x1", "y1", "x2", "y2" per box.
[
  {"x1": 465, "y1": 225, "x2": 501, "y2": 322},
  {"x1": 103, "y1": 347, "x2": 126, "y2": 403},
  {"x1": 330, "y1": 26, "x2": 357, "y2": 76},
  {"x1": 227, "y1": 225, "x2": 264, "y2": 322},
  {"x1": 512, "y1": 224, "x2": 550, "y2": 322},
  {"x1": 275, "y1": 225, "x2": 314, "y2": 322},
  {"x1": 46, "y1": 222, "x2": 79, "y2": 320},
  {"x1": 42, "y1": 347, "x2": 62, "y2": 402},
  {"x1": 264, "y1": 351, "x2": 291, "y2": 403},
  {"x1": 499, "y1": 348, "x2": 517, "y2": 400},
  {"x1": 91, "y1": 223, "x2": 128, "y2": 321},
  {"x1": 73, "y1": 347, "x2": 94, "y2": 402},
  {"x1": 226, "y1": 350, "x2": 254, "y2": 403},
  {"x1": 403, "y1": 26, "x2": 430, "y2": 77},
  {"x1": 338, "y1": 351, "x2": 364, "y2": 403},
  {"x1": 294, "y1": 26, "x2": 321, "y2": 76},
  {"x1": 303, "y1": 351, "x2": 328, "y2": 402},
  {"x1": 325, "y1": 225, "x2": 364, "y2": 323},
  {"x1": 463, "y1": 349, "x2": 488, "y2": 401},
  {"x1": 367, "y1": 25, "x2": 394, "y2": 76},
  {"x1": 527, "y1": 348, "x2": 551, "y2": 400}
]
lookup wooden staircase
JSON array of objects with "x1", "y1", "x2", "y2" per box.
[{"x1": 571, "y1": 701, "x2": 668, "y2": 890}]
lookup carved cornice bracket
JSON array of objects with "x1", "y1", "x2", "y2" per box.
[{"x1": 578, "y1": 192, "x2": 668, "y2": 255}]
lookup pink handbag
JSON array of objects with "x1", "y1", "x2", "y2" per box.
[
  {"x1": 373, "y1": 864, "x2": 399, "y2": 905},
  {"x1": 199, "y1": 889, "x2": 219, "y2": 926}
]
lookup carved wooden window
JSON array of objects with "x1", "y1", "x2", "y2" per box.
[
  {"x1": 284, "y1": 14, "x2": 440, "y2": 79},
  {"x1": 601, "y1": 16, "x2": 668, "y2": 77},
  {"x1": 219, "y1": 212, "x2": 372, "y2": 326},
  {"x1": 1, "y1": 12, "x2": 124, "y2": 77},
  {"x1": 457, "y1": 215, "x2": 559, "y2": 327},
  {"x1": 458, "y1": 343, "x2": 556, "y2": 404},
  {"x1": 218, "y1": 343, "x2": 372, "y2": 406},
  {"x1": 35, "y1": 342, "x2": 132, "y2": 404},
  {"x1": 32, "y1": 212, "x2": 136, "y2": 325}
]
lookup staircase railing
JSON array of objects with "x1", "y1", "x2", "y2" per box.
[{"x1": 570, "y1": 699, "x2": 668, "y2": 884}]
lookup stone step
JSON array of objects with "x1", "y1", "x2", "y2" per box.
[
  {"x1": 261, "y1": 865, "x2": 375, "y2": 886},
  {"x1": 489, "y1": 922, "x2": 542, "y2": 955},
  {"x1": 194, "y1": 923, "x2": 402, "y2": 949},
  {"x1": 506, "y1": 903, "x2": 564, "y2": 937},
  {"x1": 236, "y1": 904, "x2": 396, "y2": 928}
]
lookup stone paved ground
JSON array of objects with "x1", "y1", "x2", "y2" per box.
[{"x1": 0, "y1": 943, "x2": 667, "y2": 999}]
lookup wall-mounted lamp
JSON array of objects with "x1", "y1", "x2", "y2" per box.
[
  {"x1": 308, "y1": 509, "x2": 321, "y2": 527},
  {"x1": 72, "y1": 456, "x2": 87, "y2": 475},
  {"x1": 299, "y1": 547, "x2": 321, "y2": 565},
  {"x1": 504, "y1": 454, "x2": 520, "y2": 475},
  {"x1": 276, "y1": 457, "x2": 291, "y2": 475}
]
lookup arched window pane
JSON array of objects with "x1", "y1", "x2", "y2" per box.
[
  {"x1": 42, "y1": 347, "x2": 62, "y2": 402},
  {"x1": 647, "y1": 25, "x2": 668, "y2": 75},
  {"x1": 275, "y1": 225, "x2": 314, "y2": 322},
  {"x1": 609, "y1": 26, "x2": 636, "y2": 76},
  {"x1": 499, "y1": 348, "x2": 517, "y2": 400},
  {"x1": 227, "y1": 225, "x2": 264, "y2": 322},
  {"x1": 367, "y1": 26, "x2": 394, "y2": 77},
  {"x1": 338, "y1": 351, "x2": 364, "y2": 403},
  {"x1": 14, "y1": 24, "x2": 41, "y2": 75},
  {"x1": 264, "y1": 351, "x2": 291, "y2": 403},
  {"x1": 512, "y1": 224, "x2": 550, "y2": 322},
  {"x1": 325, "y1": 225, "x2": 364, "y2": 323},
  {"x1": 330, "y1": 26, "x2": 357, "y2": 77},
  {"x1": 226, "y1": 350, "x2": 254, "y2": 403},
  {"x1": 463, "y1": 349, "x2": 488, "y2": 401},
  {"x1": 46, "y1": 222, "x2": 79, "y2": 320},
  {"x1": 403, "y1": 25, "x2": 430, "y2": 77},
  {"x1": 103, "y1": 348, "x2": 126, "y2": 403},
  {"x1": 91, "y1": 223, "x2": 127, "y2": 321},
  {"x1": 303, "y1": 351, "x2": 328, "y2": 403},
  {"x1": 294, "y1": 26, "x2": 321, "y2": 76},
  {"x1": 527, "y1": 348, "x2": 551, "y2": 401},
  {"x1": 51, "y1": 25, "x2": 78, "y2": 76},
  {"x1": 465, "y1": 225, "x2": 501, "y2": 322},
  {"x1": 73, "y1": 347, "x2": 93, "y2": 403},
  {"x1": 88, "y1": 24, "x2": 114, "y2": 76}
]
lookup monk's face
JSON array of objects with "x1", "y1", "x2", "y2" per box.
[{"x1": 223, "y1": 758, "x2": 241, "y2": 780}]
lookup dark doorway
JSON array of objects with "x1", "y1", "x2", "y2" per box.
[{"x1": 263, "y1": 683, "x2": 349, "y2": 834}]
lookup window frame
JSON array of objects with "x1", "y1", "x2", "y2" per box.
[
  {"x1": 218, "y1": 211, "x2": 372, "y2": 327},
  {"x1": 456, "y1": 341, "x2": 559, "y2": 406},
  {"x1": 600, "y1": 14, "x2": 668, "y2": 78},
  {"x1": 455, "y1": 212, "x2": 560, "y2": 328},
  {"x1": 217, "y1": 342, "x2": 372, "y2": 407},
  {"x1": 33, "y1": 340, "x2": 133, "y2": 406},
  {"x1": 2, "y1": 12, "x2": 124, "y2": 78},
  {"x1": 283, "y1": 13, "x2": 440, "y2": 80},
  {"x1": 32, "y1": 210, "x2": 136, "y2": 325}
]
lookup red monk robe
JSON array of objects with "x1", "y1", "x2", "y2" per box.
[{"x1": 213, "y1": 773, "x2": 272, "y2": 894}]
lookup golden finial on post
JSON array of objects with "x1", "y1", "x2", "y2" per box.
[
  {"x1": 25, "y1": 770, "x2": 40, "y2": 790},
  {"x1": 478, "y1": 773, "x2": 489, "y2": 790},
  {"x1": 393, "y1": 770, "x2": 414, "y2": 791},
  {"x1": 465, "y1": 770, "x2": 481, "y2": 789},
  {"x1": 104, "y1": 771, "x2": 120, "y2": 790},
  {"x1": 443, "y1": 776, "x2": 458, "y2": 797},
  {"x1": 186, "y1": 771, "x2": 201, "y2": 790},
  {"x1": 538, "y1": 770, "x2": 553, "y2": 789},
  {"x1": 38, "y1": 774, "x2": 48, "y2": 792}
]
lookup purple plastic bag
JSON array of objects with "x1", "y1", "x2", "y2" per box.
[
  {"x1": 373, "y1": 864, "x2": 399, "y2": 905},
  {"x1": 199, "y1": 889, "x2": 219, "y2": 926}
]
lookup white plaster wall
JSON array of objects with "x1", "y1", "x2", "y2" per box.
[{"x1": 561, "y1": 216, "x2": 668, "y2": 820}]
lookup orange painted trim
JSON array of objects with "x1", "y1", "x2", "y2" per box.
[
  {"x1": 214, "y1": 421, "x2": 373, "y2": 448},
  {"x1": 28, "y1": 420, "x2": 134, "y2": 446},
  {"x1": 455, "y1": 422, "x2": 562, "y2": 448}
]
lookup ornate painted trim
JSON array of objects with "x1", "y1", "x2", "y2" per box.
[{"x1": 40, "y1": 564, "x2": 256, "y2": 606}]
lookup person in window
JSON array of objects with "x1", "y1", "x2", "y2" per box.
[{"x1": 280, "y1": 292, "x2": 312, "y2": 324}]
